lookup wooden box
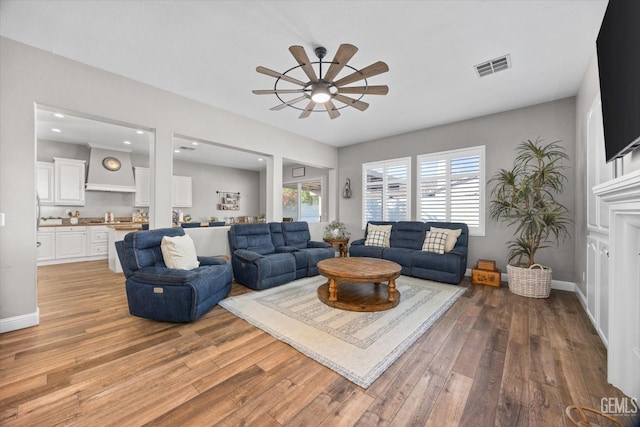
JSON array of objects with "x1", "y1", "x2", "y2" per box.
[
  {"x1": 471, "y1": 268, "x2": 502, "y2": 287},
  {"x1": 477, "y1": 259, "x2": 496, "y2": 271}
]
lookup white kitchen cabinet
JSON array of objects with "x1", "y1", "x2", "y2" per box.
[
  {"x1": 37, "y1": 229, "x2": 56, "y2": 261},
  {"x1": 55, "y1": 226, "x2": 87, "y2": 259},
  {"x1": 54, "y1": 157, "x2": 86, "y2": 206},
  {"x1": 134, "y1": 167, "x2": 150, "y2": 207},
  {"x1": 36, "y1": 162, "x2": 55, "y2": 205},
  {"x1": 88, "y1": 226, "x2": 109, "y2": 256},
  {"x1": 172, "y1": 175, "x2": 192, "y2": 207}
]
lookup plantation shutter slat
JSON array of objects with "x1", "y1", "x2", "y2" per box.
[
  {"x1": 362, "y1": 158, "x2": 411, "y2": 228},
  {"x1": 417, "y1": 147, "x2": 484, "y2": 235}
]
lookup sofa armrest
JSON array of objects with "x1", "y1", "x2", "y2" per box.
[
  {"x1": 351, "y1": 238, "x2": 365, "y2": 246},
  {"x1": 233, "y1": 249, "x2": 264, "y2": 263},
  {"x1": 307, "y1": 240, "x2": 332, "y2": 249},
  {"x1": 198, "y1": 256, "x2": 228, "y2": 266},
  {"x1": 448, "y1": 246, "x2": 468, "y2": 256},
  {"x1": 276, "y1": 246, "x2": 299, "y2": 253},
  {"x1": 132, "y1": 267, "x2": 198, "y2": 284}
]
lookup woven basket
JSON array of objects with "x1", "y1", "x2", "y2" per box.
[{"x1": 507, "y1": 264, "x2": 552, "y2": 298}]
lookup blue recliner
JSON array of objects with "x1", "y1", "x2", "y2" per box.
[
  {"x1": 228, "y1": 222, "x2": 334, "y2": 290},
  {"x1": 115, "y1": 227, "x2": 232, "y2": 322}
]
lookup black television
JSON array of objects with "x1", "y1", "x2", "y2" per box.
[{"x1": 596, "y1": 0, "x2": 640, "y2": 163}]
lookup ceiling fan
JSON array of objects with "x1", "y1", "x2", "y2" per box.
[{"x1": 252, "y1": 44, "x2": 389, "y2": 120}]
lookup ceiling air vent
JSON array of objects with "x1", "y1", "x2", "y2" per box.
[
  {"x1": 179, "y1": 146, "x2": 196, "y2": 151},
  {"x1": 474, "y1": 54, "x2": 511, "y2": 77}
]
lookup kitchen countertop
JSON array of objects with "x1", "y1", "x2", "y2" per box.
[{"x1": 39, "y1": 218, "x2": 148, "y2": 228}]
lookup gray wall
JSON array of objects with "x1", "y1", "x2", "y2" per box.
[
  {"x1": 173, "y1": 159, "x2": 260, "y2": 222},
  {"x1": 338, "y1": 98, "x2": 577, "y2": 281}
]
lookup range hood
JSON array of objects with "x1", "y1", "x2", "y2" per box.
[{"x1": 85, "y1": 144, "x2": 137, "y2": 192}]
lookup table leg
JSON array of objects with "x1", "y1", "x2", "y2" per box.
[
  {"x1": 388, "y1": 278, "x2": 397, "y2": 302},
  {"x1": 328, "y1": 278, "x2": 338, "y2": 302},
  {"x1": 339, "y1": 243, "x2": 347, "y2": 257}
]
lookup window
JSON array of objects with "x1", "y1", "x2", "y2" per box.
[
  {"x1": 362, "y1": 157, "x2": 411, "y2": 228},
  {"x1": 417, "y1": 146, "x2": 485, "y2": 235},
  {"x1": 283, "y1": 178, "x2": 323, "y2": 222}
]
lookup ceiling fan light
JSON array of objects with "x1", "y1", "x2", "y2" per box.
[{"x1": 311, "y1": 86, "x2": 331, "y2": 103}]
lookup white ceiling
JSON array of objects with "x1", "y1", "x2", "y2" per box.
[
  {"x1": 2, "y1": 0, "x2": 608, "y2": 151},
  {"x1": 36, "y1": 107, "x2": 271, "y2": 171}
]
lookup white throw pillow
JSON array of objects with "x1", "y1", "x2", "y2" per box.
[
  {"x1": 367, "y1": 224, "x2": 392, "y2": 247},
  {"x1": 429, "y1": 227, "x2": 462, "y2": 252},
  {"x1": 422, "y1": 231, "x2": 448, "y2": 254},
  {"x1": 161, "y1": 234, "x2": 200, "y2": 270},
  {"x1": 364, "y1": 230, "x2": 390, "y2": 247}
]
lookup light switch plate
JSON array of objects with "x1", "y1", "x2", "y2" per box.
[{"x1": 0, "y1": 213, "x2": 5, "y2": 227}]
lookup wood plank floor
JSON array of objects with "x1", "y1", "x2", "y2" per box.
[{"x1": 1, "y1": 260, "x2": 635, "y2": 426}]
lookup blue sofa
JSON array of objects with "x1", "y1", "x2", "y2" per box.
[
  {"x1": 228, "y1": 221, "x2": 335, "y2": 290},
  {"x1": 349, "y1": 221, "x2": 469, "y2": 284},
  {"x1": 115, "y1": 227, "x2": 233, "y2": 322}
]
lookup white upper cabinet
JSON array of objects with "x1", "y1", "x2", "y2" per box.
[
  {"x1": 36, "y1": 161, "x2": 55, "y2": 205},
  {"x1": 172, "y1": 175, "x2": 192, "y2": 208},
  {"x1": 134, "y1": 167, "x2": 151, "y2": 207},
  {"x1": 54, "y1": 157, "x2": 86, "y2": 206}
]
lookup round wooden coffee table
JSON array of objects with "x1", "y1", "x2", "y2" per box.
[{"x1": 316, "y1": 257, "x2": 402, "y2": 312}]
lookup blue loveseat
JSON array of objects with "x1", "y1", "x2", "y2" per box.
[
  {"x1": 228, "y1": 221, "x2": 335, "y2": 290},
  {"x1": 349, "y1": 221, "x2": 469, "y2": 284},
  {"x1": 115, "y1": 227, "x2": 233, "y2": 322}
]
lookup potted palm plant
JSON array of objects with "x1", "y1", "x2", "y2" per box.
[{"x1": 488, "y1": 138, "x2": 571, "y2": 298}]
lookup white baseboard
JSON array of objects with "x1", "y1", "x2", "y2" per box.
[
  {"x1": 549, "y1": 279, "x2": 575, "y2": 292},
  {"x1": 0, "y1": 308, "x2": 39, "y2": 333},
  {"x1": 465, "y1": 268, "x2": 576, "y2": 292}
]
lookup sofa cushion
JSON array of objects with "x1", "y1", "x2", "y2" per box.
[
  {"x1": 228, "y1": 223, "x2": 275, "y2": 255},
  {"x1": 426, "y1": 222, "x2": 469, "y2": 248},
  {"x1": 365, "y1": 230, "x2": 390, "y2": 247},
  {"x1": 161, "y1": 234, "x2": 200, "y2": 270},
  {"x1": 429, "y1": 226, "x2": 462, "y2": 252},
  {"x1": 282, "y1": 221, "x2": 312, "y2": 249},
  {"x1": 421, "y1": 231, "x2": 447, "y2": 254},
  {"x1": 383, "y1": 247, "x2": 415, "y2": 273},
  {"x1": 367, "y1": 224, "x2": 392, "y2": 246}
]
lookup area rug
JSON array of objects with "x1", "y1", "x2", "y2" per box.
[{"x1": 219, "y1": 275, "x2": 465, "y2": 388}]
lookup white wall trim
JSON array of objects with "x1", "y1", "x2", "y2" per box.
[
  {"x1": 0, "y1": 308, "x2": 39, "y2": 333},
  {"x1": 549, "y1": 279, "x2": 576, "y2": 292}
]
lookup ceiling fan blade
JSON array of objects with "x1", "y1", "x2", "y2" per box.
[
  {"x1": 289, "y1": 45, "x2": 318, "y2": 82},
  {"x1": 324, "y1": 100, "x2": 340, "y2": 120},
  {"x1": 333, "y1": 94, "x2": 369, "y2": 111},
  {"x1": 252, "y1": 89, "x2": 306, "y2": 95},
  {"x1": 323, "y1": 43, "x2": 358, "y2": 83},
  {"x1": 256, "y1": 66, "x2": 307, "y2": 86},
  {"x1": 333, "y1": 61, "x2": 389, "y2": 87},
  {"x1": 338, "y1": 85, "x2": 389, "y2": 95},
  {"x1": 299, "y1": 101, "x2": 317, "y2": 119},
  {"x1": 270, "y1": 95, "x2": 308, "y2": 111}
]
